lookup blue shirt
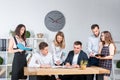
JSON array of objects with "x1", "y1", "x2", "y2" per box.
[{"x1": 87, "y1": 35, "x2": 100, "y2": 55}]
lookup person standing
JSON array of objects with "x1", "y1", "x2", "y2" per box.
[
  {"x1": 51, "y1": 31, "x2": 65, "y2": 65},
  {"x1": 97, "y1": 31, "x2": 116, "y2": 80},
  {"x1": 51, "y1": 31, "x2": 65, "y2": 80},
  {"x1": 87, "y1": 24, "x2": 101, "y2": 80},
  {"x1": 8, "y1": 24, "x2": 27, "y2": 80}
]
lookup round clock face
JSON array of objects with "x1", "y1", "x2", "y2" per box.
[{"x1": 44, "y1": 10, "x2": 65, "y2": 32}]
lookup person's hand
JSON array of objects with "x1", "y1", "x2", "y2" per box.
[
  {"x1": 96, "y1": 56, "x2": 101, "y2": 59},
  {"x1": 45, "y1": 65, "x2": 51, "y2": 68},
  {"x1": 40, "y1": 64, "x2": 51, "y2": 68},
  {"x1": 96, "y1": 56, "x2": 108, "y2": 60},
  {"x1": 65, "y1": 63, "x2": 70, "y2": 67},
  {"x1": 89, "y1": 53, "x2": 95, "y2": 57},
  {"x1": 72, "y1": 64, "x2": 80, "y2": 68},
  {"x1": 17, "y1": 49, "x2": 23, "y2": 52},
  {"x1": 56, "y1": 60, "x2": 61, "y2": 66}
]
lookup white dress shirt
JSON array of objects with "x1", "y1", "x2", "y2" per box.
[{"x1": 28, "y1": 52, "x2": 54, "y2": 67}]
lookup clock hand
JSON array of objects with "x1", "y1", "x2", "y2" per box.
[
  {"x1": 56, "y1": 16, "x2": 63, "y2": 21},
  {"x1": 48, "y1": 17, "x2": 55, "y2": 22},
  {"x1": 53, "y1": 16, "x2": 63, "y2": 23}
]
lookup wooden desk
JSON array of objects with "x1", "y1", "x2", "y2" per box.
[
  {"x1": 90, "y1": 66, "x2": 110, "y2": 74},
  {"x1": 24, "y1": 66, "x2": 110, "y2": 75}
]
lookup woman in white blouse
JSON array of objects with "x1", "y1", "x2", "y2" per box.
[
  {"x1": 51, "y1": 31, "x2": 65, "y2": 65},
  {"x1": 51, "y1": 31, "x2": 65, "y2": 80}
]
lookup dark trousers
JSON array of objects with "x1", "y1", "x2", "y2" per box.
[
  {"x1": 88, "y1": 57, "x2": 103, "y2": 80},
  {"x1": 11, "y1": 52, "x2": 27, "y2": 80},
  {"x1": 86, "y1": 74, "x2": 103, "y2": 80},
  {"x1": 29, "y1": 75, "x2": 56, "y2": 80},
  {"x1": 63, "y1": 75, "x2": 87, "y2": 80},
  {"x1": 88, "y1": 57, "x2": 99, "y2": 66}
]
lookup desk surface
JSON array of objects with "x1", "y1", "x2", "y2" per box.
[{"x1": 24, "y1": 66, "x2": 110, "y2": 75}]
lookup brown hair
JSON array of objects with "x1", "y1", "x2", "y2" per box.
[
  {"x1": 100, "y1": 31, "x2": 116, "y2": 53},
  {"x1": 15, "y1": 24, "x2": 26, "y2": 41},
  {"x1": 53, "y1": 31, "x2": 65, "y2": 49},
  {"x1": 74, "y1": 41, "x2": 82, "y2": 46},
  {"x1": 91, "y1": 24, "x2": 99, "y2": 30},
  {"x1": 39, "y1": 42, "x2": 48, "y2": 50}
]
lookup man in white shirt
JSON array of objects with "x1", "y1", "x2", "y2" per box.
[
  {"x1": 28, "y1": 42, "x2": 55, "y2": 80},
  {"x1": 87, "y1": 24, "x2": 103, "y2": 80},
  {"x1": 87, "y1": 24, "x2": 100, "y2": 66}
]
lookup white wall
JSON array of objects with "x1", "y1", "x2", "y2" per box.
[{"x1": 0, "y1": 0, "x2": 120, "y2": 53}]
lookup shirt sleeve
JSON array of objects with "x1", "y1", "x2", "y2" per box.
[
  {"x1": 49, "y1": 54, "x2": 55, "y2": 66},
  {"x1": 51, "y1": 43, "x2": 59, "y2": 63},
  {"x1": 28, "y1": 54, "x2": 40, "y2": 67},
  {"x1": 87, "y1": 37, "x2": 93, "y2": 54}
]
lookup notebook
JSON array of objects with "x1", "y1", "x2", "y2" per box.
[{"x1": 17, "y1": 43, "x2": 32, "y2": 51}]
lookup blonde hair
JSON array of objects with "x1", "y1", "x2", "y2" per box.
[{"x1": 53, "y1": 31, "x2": 65, "y2": 49}]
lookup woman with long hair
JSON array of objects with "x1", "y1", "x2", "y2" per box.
[
  {"x1": 8, "y1": 24, "x2": 27, "y2": 80},
  {"x1": 51, "y1": 31, "x2": 65, "y2": 80},
  {"x1": 52, "y1": 31, "x2": 65, "y2": 65},
  {"x1": 98, "y1": 31, "x2": 116, "y2": 80}
]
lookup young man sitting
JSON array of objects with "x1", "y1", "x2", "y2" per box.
[{"x1": 28, "y1": 42, "x2": 55, "y2": 80}]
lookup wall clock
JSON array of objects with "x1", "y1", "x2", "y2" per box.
[{"x1": 44, "y1": 10, "x2": 65, "y2": 32}]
